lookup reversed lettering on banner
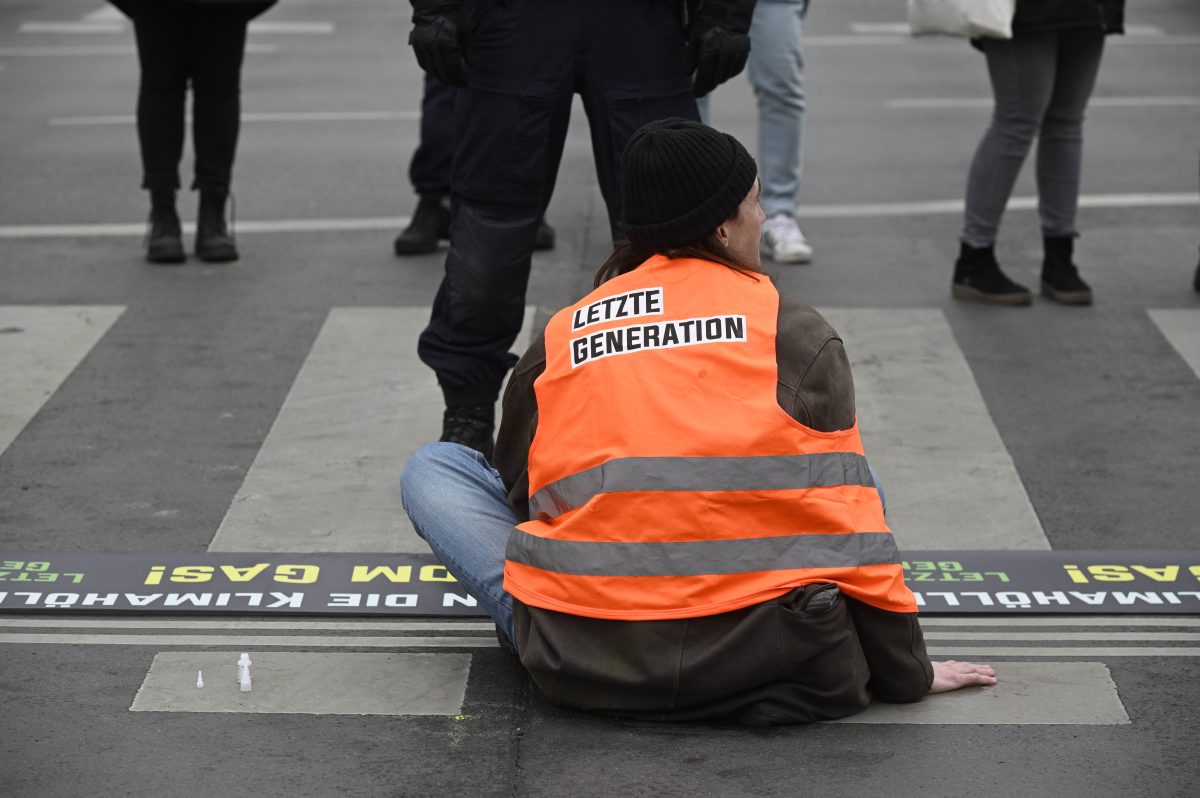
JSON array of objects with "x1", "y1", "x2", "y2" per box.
[{"x1": 2, "y1": 551, "x2": 1200, "y2": 615}]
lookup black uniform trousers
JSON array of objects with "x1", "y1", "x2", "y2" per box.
[
  {"x1": 417, "y1": 0, "x2": 699, "y2": 407},
  {"x1": 126, "y1": 1, "x2": 269, "y2": 194},
  {"x1": 410, "y1": 76, "x2": 455, "y2": 197}
]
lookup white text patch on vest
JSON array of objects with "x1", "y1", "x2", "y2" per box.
[
  {"x1": 570, "y1": 315, "x2": 747, "y2": 368},
  {"x1": 571, "y1": 288, "x2": 664, "y2": 331}
]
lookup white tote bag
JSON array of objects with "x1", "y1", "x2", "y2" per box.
[{"x1": 908, "y1": 0, "x2": 1015, "y2": 39}]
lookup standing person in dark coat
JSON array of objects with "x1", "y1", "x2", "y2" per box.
[
  {"x1": 951, "y1": 0, "x2": 1125, "y2": 306},
  {"x1": 109, "y1": 0, "x2": 276, "y2": 264},
  {"x1": 408, "y1": 0, "x2": 756, "y2": 460}
]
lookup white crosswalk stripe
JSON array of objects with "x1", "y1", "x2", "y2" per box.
[
  {"x1": 0, "y1": 306, "x2": 124, "y2": 456},
  {"x1": 208, "y1": 306, "x2": 535, "y2": 554},
  {"x1": 1149, "y1": 309, "x2": 1200, "y2": 381},
  {"x1": 821, "y1": 308, "x2": 1048, "y2": 550},
  {"x1": 5, "y1": 617, "x2": 1197, "y2": 657}
]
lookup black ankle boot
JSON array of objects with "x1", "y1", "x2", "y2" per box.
[
  {"x1": 146, "y1": 208, "x2": 185, "y2": 264},
  {"x1": 535, "y1": 217, "x2": 556, "y2": 251},
  {"x1": 394, "y1": 193, "x2": 450, "y2": 255},
  {"x1": 1041, "y1": 236, "x2": 1092, "y2": 305},
  {"x1": 145, "y1": 190, "x2": 185, "y2": 264},
  {"x1": 951, "y1": 242, "x2": 1032, "y2": 305},
  {"x1": 440, "y1": 405, "x2": 495, "y2": 461},
  {"x1": 196, "y1": 191, "x2": 238, "y2": 263}
]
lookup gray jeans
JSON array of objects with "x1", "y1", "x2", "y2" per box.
[{"x1": 961, "y1": 29, "x2": 1105, "y2": 248}]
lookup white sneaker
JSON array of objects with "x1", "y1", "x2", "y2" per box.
[{"x1": 760, "y1": 214, "x2": 813, "y2": 263}]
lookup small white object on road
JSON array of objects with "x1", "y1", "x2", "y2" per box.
[
  {"x1": 238, "y1": 653, "x2": 252, "y2": 692},
  {"x1": 196, "y1": 670, "x2": 204, "y2": 689}
]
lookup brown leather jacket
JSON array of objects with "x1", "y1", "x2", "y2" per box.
[{"x1": 495, "y1": 296, "x2": 933, "y2": 725}]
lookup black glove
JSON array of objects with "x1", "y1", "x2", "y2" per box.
[
  {"x1": 409, "y1": 2, "x2": 468, "y2": 88},
  {"x1": 690, "y1": 25, "x2": 750, "y2": 98}
]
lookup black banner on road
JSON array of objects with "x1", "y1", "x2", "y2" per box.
[
  {"x1": 1, "y1": 550, "x2": 1199, "y2": 615},
  {"x1": 0, "y1": 552, "x2": 485, "y2": 616}
]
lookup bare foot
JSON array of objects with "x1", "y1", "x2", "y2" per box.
[{"x1": 928, "y1": 660, "x2": 997, "y2": 694}]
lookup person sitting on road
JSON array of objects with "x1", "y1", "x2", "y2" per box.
[{"x1": 401, "y1": 118, "x2": 996, "y2": 724}]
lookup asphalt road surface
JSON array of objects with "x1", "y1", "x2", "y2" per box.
[{"x1": 1, "y1": 1, "x2": 1198, "y2": 796}]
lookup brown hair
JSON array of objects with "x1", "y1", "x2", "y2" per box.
[{"x1": 594, "y1": 231, "x2": 761, "y2": 288}]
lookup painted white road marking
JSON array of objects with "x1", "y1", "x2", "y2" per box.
[
  {"x1": 848, "y1": 23, "x2": 914, "y2": 35},
  {"x1": 6, "y1": 617, "x2": 1200, "y2": 631},
  {"x1": 793, "y1": 192, "x2": 1198, "y2": 219},
  {"x1": 1148, "y1": 310, "x2": 1200, "y2": 381},
  {"x1": 0, "y1": 44, "x2": 277, "y2": 56},
  {"x1": 1, "y1": 194, "x2": 1193, "y2": 240},
  {"x1": 19, "y1": 22, "x2": 126, "y2": 34},
  {"x1": 810, "y1": 32, "x2": 1191, "y2": 46},
  {"x1": 208, "y1": 306, "x2": 535, "y2": 554},
  {"x1": 850, "y1": 22, "x2": 1164, "y2": 37},
  {"x1": 4, "y1": 620, "x2": 1194, "y2": 642},
  {"x1": 4, "y1": 633, "x2": 1196, "y2": 656},
  {"x1": 0, "y1": 218, "x2": 408, "y2": 238},
  {"x1": 0, "y1": 306, "x2": 125, "y2": 456},
  {"x1": 833, "y1": 662, "x2": 1129, "y2": 724},
  {"x1": 0, "y1": 619, "x2": 492, "y2": 631},
  {"x1": 21, "y1": 16, "x2": 330, "y2": 36},
  {"x1": 888, "y1": 96, "x2": 1200, "y2": 109},
  {"x1": 820, "y1": 308, "x2": 1048, "y2": 550},
  {"x1": 131, "y1": 652, "x2": 470, "y2": 715},
  {"x1": 0, "y1": 633, "x2": 497, "y2": 648},
  {"x1": 49, "y1": 110, "x2": 420, "y2": 126},
  {"x1": 247, "y1": 21, "x2": 335, "y2": 35},
  {"x1": 919, "y1": 617, "x2": 1200, "y2": 627},
  {"x1": 82, "y1": 6, "x2": 125, "y2": 24},
  {"x1": 924, "y1": 632, "x2": 1200, "y2": 642},
  {"x1": 926, "y1": 646, "x2": 1200, "y2": 657}
]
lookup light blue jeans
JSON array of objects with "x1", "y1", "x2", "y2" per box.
[
  {"x1": 400, "y1": 442, "x2": 519, "y2": 644},
  {"x1": 399, "y1": 438, "x2": 886, "y2": 649},
  {"x1": 698, "y1": 0, "x2": 807, "y2": 218}
]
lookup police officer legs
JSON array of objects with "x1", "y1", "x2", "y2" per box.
[
  {"x1": 393, "y1": 76, "x2": 558, "y2": 256},
  {"x1": 410, "y1": 0, "x2": 741, "y2": 457}
]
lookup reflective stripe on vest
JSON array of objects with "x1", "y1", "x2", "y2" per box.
[
  {"x1": 506, "y1": 529, "x2": 900, "y2": 577},
  {"x1": 503, "y1": 255, "x2": 918, "y2": 619},
  {"x1": 528, "y1": 452, "x2": 875, "y2": 518}
]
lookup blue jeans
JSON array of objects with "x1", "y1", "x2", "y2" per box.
[
  {"x1": 400, "y1": 442, "x2": 518, "y2": 644},
  {"x1": 698, "y1": 0, "x2": 807, "y2": 218},
  {"x1": 399, "y1": 440, "x2": 887, "y2": 650}
]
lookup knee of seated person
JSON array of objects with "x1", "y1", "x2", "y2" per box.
[{"x1": 400, "y1": 442, "x2": 455, "y2": 504}]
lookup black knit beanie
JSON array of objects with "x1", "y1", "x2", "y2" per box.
[{"x1": 621, "y1": 118, "x2": 757, "y2": 251}]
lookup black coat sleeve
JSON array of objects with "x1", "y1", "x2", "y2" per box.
[{"x1": 845, "y1": 597, "x2": 934, "y2": 702}]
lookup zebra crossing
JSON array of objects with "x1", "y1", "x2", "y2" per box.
[{"x1": 3, "y1": 302, "x2": 1198, "y2": 724}]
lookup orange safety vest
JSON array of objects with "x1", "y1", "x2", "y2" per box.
[{"x1": 504, "y1": 255, "x2": 917, "y2": 620}]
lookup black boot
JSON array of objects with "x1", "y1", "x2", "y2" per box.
[
  {"x1": 534, "y1": 217, "x2": 556, "y2": 251},
  {"x1": 145, "y1": 191, "x2": 185, "y2": 264},
  {"x1": 1041, "y1": 236, "x2": 1092, "y2": 305},
  {"x1": 195, "y1": 191, "x2": 238, "y2": 263},
  {"x1": 394, "y1": 193, "x2": 451, "y2": 255},
  {"x1": 440, "y1": 405, "x2": 495, "y2": 461},
  {"x1": 951, "y1": 242, "x2": 1032, "y2": 305}
]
